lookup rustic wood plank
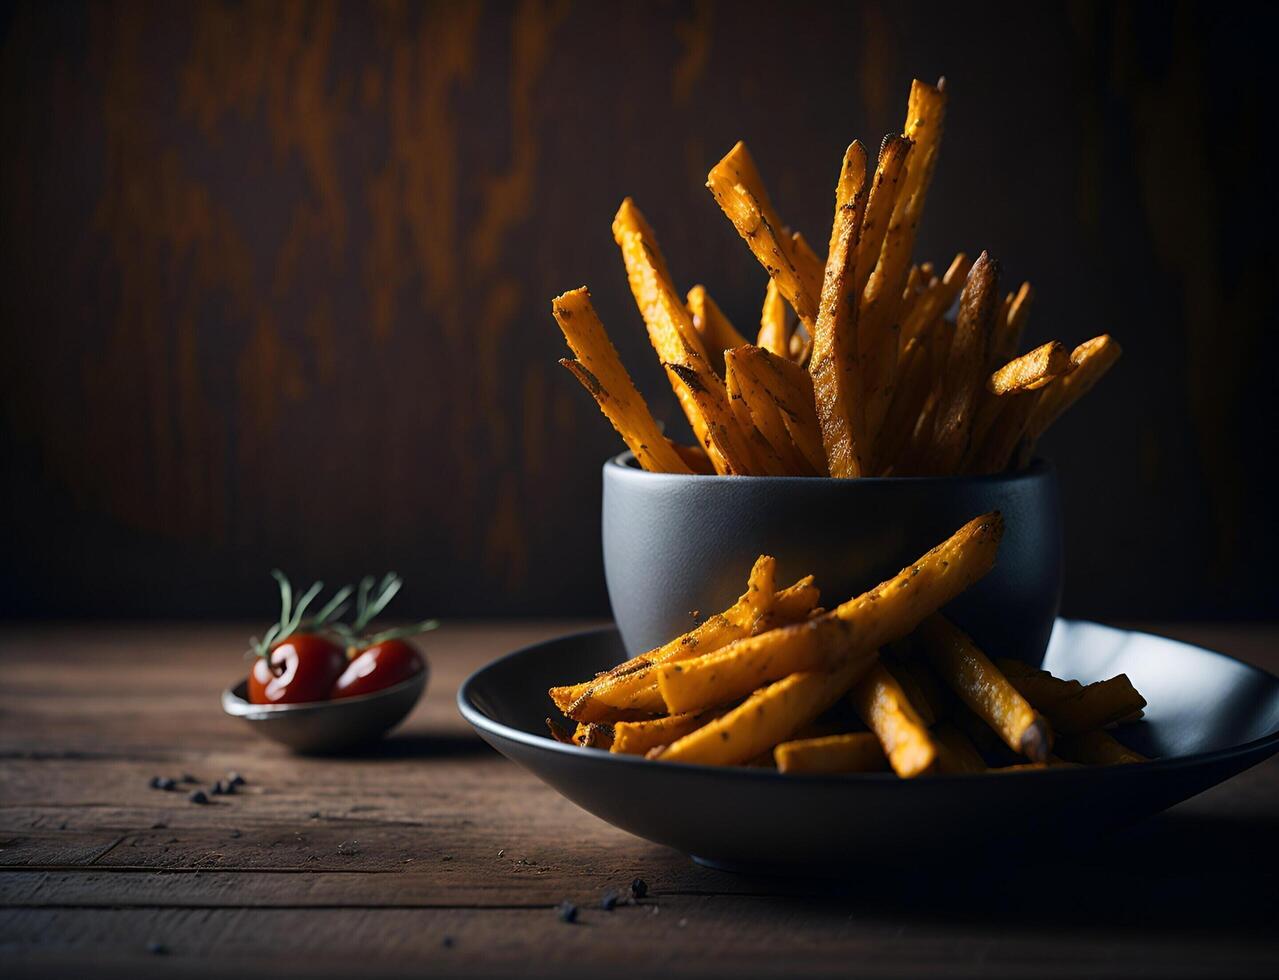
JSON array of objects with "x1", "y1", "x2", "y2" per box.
[{"x1": 0, "y1": 622, "x2": 1276, "y2": 978}]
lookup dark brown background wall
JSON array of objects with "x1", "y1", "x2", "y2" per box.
[{"x1": 1, "y1": 0, "x2": 1274, "y2": 621}]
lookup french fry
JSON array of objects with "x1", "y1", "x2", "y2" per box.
[
  {"x1": 964, "y1": 390, "x2": 1039, "y2": 475},
  {"x1": 552, "y1": 288, "x2": 692, "y2": 475},
  {"x1": 732, "y1": 344, "x2": 828, "y2": 475},
  {"x1": 915, "y1": 614, "x2": 1053, "y2": 762},
  {"x1": 725, "y1": 349, "x2": 815, "y2": 475},
  {"x1": 758, "y1": 279, "x2": 793, "y2": 357},
  {"x1": 667, "y1": 439, "x2": 715, "y2": 474},
  {"x1": 613, "y1": 198, "x2": 754, "y2": 474},
  {"x1": 809, "y1": 141, "x2": 871, "y2": 478},
  {"x1": 850, "y1": 661, "x2": 938, "y2": 777},
  {"x1": 992, "y1": 281, "x2": 1034, "y2": 364},
  {"x1": 686, "y1": 284, "x2": 749, "y2": 374},
  {"x1": 898, "y1": 252, "x2": 969, "y2": 351},
  {"x1": 551, "y1": 556, "x2": 777, "y2": 721},
  {"x1": 653, "y1": 656, "x2": 869, "y2": 767},
  {"x1": 932, "y1": 720, "x2": 987, "y2": 773},
  {"x1": 774, "y1": 732, "x2": 886, "y2": 774},
  {"x1": 1055, "y1": 729, "x2": 1147, "y2": 766},
  {"x1": 994, "y1": 660, "x2": 1147, "y2": 735},
  {"x1": 924, "y1": 251, "x2": 1000, "y2": 473},
  {"x1": 572, "y1": 722, "x2": 614, "y2": 750},
  {"x1": 881, "y1": 651, "x2": 936, "y2": 726},
  {"x1": 723, "y1": 357, "x2": 789, "y2": 476},
  {"x1": 861, "y1": 79, "x2": 948, "y2": 436},
  {"x1": 667, "y1": 362, "x2": 778, "y2": 475},
  {"x1": 656, "y1": 512, "x2": 1004, "y2": 714},
  {"x1": 988, "y1": 341, "x2": 1071, "y2": 395},
  {"x1": 706, "y1": 142, "x2": 823, "y2": 330},
  {"x1": 873, "y1": 320, "x2": 938, "y2": 473},
  {"x1": 1022, "y1": 334, "x2": 1122, "y2": 450},
  {"x1": 611, "y1": 710, "x2": 721, "y2": 755},
  {"x1": 854, "y1": 135, "x2": 914, "y2": 441}
]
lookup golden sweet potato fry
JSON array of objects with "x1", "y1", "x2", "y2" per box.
[
  {"x1": 898, "y1": 252, "x2": 969, "y2": 351},
  {"x1": 924, "y1": 251, "x2": 1000, "y2": 473},
  {"x1": 992, "y1": 281, "x2": 1034, "y2": 364},
  {"x1": 656, "y1": 512, "x2": 1004, "y2": 714},
  {"x1": 774, "y1": 732, "x2": 886, "y2": 774},
  {"x1": 873, "y1": 320, "x2": 937, "y2": 473},
  {"x1": 932, "y1": 720, "x2": 987, "y2": 773},
  {"x1": 552, "y1": 289, "x2": 692, "y2": 475},
  {"x1": 706, "y1": 142, "x2": 822, "y2": 330},
  {"x1": 611, "y1": 710, "x2": 721, "y2": 755},
  {"x1": 1023, "y1": 334, "x2": 1122, "y2": 449},
  {"x1": 667, "y1": 361, "x2": 776, "y2": 475},
  {"x1": 860, "y1": 80, "x2": 948, "y2": 435},
  {"x1": 686, "y1": 284, "x2": 750, "y2": 375},
  {"x1": 613, "y1": 198, "x2": 753, "y2": 474},
  {"x1": 915, "y1": 614, "x2": 1052, "y2": 762},
  {"x1": 723, "y1": 356, "x2": 787, "y2": 475},
  {"x1": 854, "y1": 135, "x2": 914, "y2": 440},
  {"x1": 572, "y1": 722, "x2": 615, "y2": 750},
  {"x1": 988, "y1": 341, "x2": 1071, "y2": 395},
  {"x1": 809, "y1": 141, "x2": 870, "y2": 478},
  {"x1": 758, "y1": 279, "x2": 793, "y2": 357},
  {"x1": 964, "y1": 391, "x2": 1038, "y2": 475},
  {"x1": 725, "y1": 348, "x2": 815, "y2": 475},
  {"x1": 1055, "y1": 729, "x2": 1147, "y2": 765},
  {"x1": 850, "y1": 661, "x2": 938, "y2": 777},
  {"x1": 994, "y1": 661, "x2": 1147, "y2": 735},
  {"x1": 667, "y1": 439, "x2": 715, "y2": 474},
  {"x1": 732, "y1": 344, "x2": 828, "y2": 475},
  {"x1": 654, "y1": 655, "x2": 870, "y2": 767},
  {"x1": 551, "y1": 556, "x2": 777, "y2": 721}
]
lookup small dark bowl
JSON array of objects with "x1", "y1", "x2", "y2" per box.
[
  {"x1": 602, "y1": 453, "x2": 1062, "y2": 664},
  {"x1": 220, "y1": 671, "x2": 426, "y2": 754}
]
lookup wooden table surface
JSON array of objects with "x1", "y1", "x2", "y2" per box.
[{"x1": 1, "y1": 621, "x2": 1276, "y2": 978}]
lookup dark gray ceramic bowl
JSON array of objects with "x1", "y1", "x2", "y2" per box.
[{"x1": 602, "y1": 452, "x2": 1062, "y2": 664}]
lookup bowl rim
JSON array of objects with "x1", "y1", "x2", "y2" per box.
[
  {"x1": 603, "y1": 450, "x2": 1054, "y2": 486},
  {"x1": 221, "y1": 670, "x2": 426, "y2": 718},
  {"x1": 456, "y1": 621, "x2": 1279, "y2": 785}
]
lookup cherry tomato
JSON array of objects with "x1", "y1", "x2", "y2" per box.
[
  {"x1": 330, "y1": 639, "x2": 426, "y2": 699},
  {"x1": 248, "y1": 634, "x2": 348, "y2": 704}
]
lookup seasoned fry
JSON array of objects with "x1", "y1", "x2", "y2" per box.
[
  {"x1": 723, "y1": 358, "x2": 789, "y2": 476},
  {"x1": 964, "y1": 390, "x2": 1039, "y2": 474},
  {"x1": 915, "y1": 614, "x2": 1052, "y2": 762},
  {"x1": 550, "y1": 556, "x2": 777, "y2": 721},
  {"x1": 732, "y1": 344, "x2": 828, "y2": 475},
  {"x1": 653, "y1": 656, "x2": 869, "y2": 767},
  {"x1": 994, "y1": 662, "x2": 1147, "y2": 735},
  {"x1": 552, "y1": 289, "x2": 692, "y2": 475},
  {"x1": 992, "y1": 281, "x2": 1034, "y2": 363},
  {"x1": 706, "y1": 141, "x2": 822, "y2": 330},
  {"x1": 924, "y1": 251, "x2": 1000, "y2": 474},
  {"x1": 850, "y1": 661, "x2": 938, "y2": 777},
  {"x1": 861, "y1": 79, "x2": 948, "y2": 436},
  {"x1": 572, "y1": 722, "x2": 615, "y2": 750},
  {"x1": 1055, "y1": 729, "x2": 1147, "y2": 766},
  {"x1": 686, "y1": 284, "x2": 749, "y2": 374},
  {"x1": 898, "y1": 252, "x2": 969, "y2": 351},
  {"x1": 1022, "y1": 334, "x2": 1122, "y2": 449},
  {"x1": 988, "y1": 341, "x2": 1071, "y2": 395},
  {"x1": 667, "y1": 439, "x2": 715, "y2": 474},
  {"x1": 612, "y1": 710, "x2": 720, "y2": 755},
  {"x1": 932, "y1": 720, "x2": 987, "y2": 773},
  {"x1": 656, "y1": 512, "x2": 1004, "y2": 714},
  {"x1": 758, "y1": 279, "x2": 793, "y2": 357},
  {"x1": 855, "y1": 135, "x2": 914, "y2": 440},
  {"x1": 725, "y1": 349, "x2": 815, "y2": 475},
  {"x1": 873, "y1": 321, "x2": 937, "y2": 472},
  {"x1": 809, "y1": 141, "x2": 870, "y2": 478},
  {"x1": 613, "y1": 198, "x2": 753, "y2": 474},
  {"x1": 774, "y1": 732, "x2": 886, "y2": 774}
]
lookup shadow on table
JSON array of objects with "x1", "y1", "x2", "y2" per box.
[
  {"x1": 320, "y1": 730, "x2": 494, "y2": 760},
  {"x1": 721, "y1": 811, "x2": 1279, "y2": 933}
]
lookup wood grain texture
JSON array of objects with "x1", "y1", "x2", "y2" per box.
[
  {"x1": 1, "y1": 2, "x2": 1276, "y2": 621},
  {"x1": 1, "y1": 622, "x2": 1277, "y2": 977}
]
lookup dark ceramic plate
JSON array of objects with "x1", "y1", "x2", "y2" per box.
[{"x1": 458, "y1": 621, "x2": 1279, "y2": 871}]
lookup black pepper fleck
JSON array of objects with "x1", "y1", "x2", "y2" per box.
[
  {"x1": 188, "y1": 790, "x2": 209, "y2": 805},
  {"x1": 556, "y1": 901, "x2": 578, "y2": 923},
  {"x1": 601, "y1": 890, "x2": 619, "y2": 911},
  {"x1": 630, "y1": 877, "x2": 648, "y2": 899}
]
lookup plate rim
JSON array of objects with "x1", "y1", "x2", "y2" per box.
[{"x1": 456, "y1": 620, "x2": 1279, "y2": 784}]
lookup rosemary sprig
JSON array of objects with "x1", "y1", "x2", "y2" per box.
[{"x1": 247, "y1": 571, "x2": 350, "y2": 659}]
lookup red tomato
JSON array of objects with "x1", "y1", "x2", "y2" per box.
[
  {"x1": 248, "y1": 634, "x2": 347, "y2": 704},
  {"x1": 330, "y1": 639, "x2": 426, "y2": 699}
]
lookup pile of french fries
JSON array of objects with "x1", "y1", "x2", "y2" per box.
[
  {"x1": 551, "y1": 78, "x2": 1120, "y2": 477},
  {"x1": 547, "y1": 513, "x2": 1147, "y2": 775}
]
